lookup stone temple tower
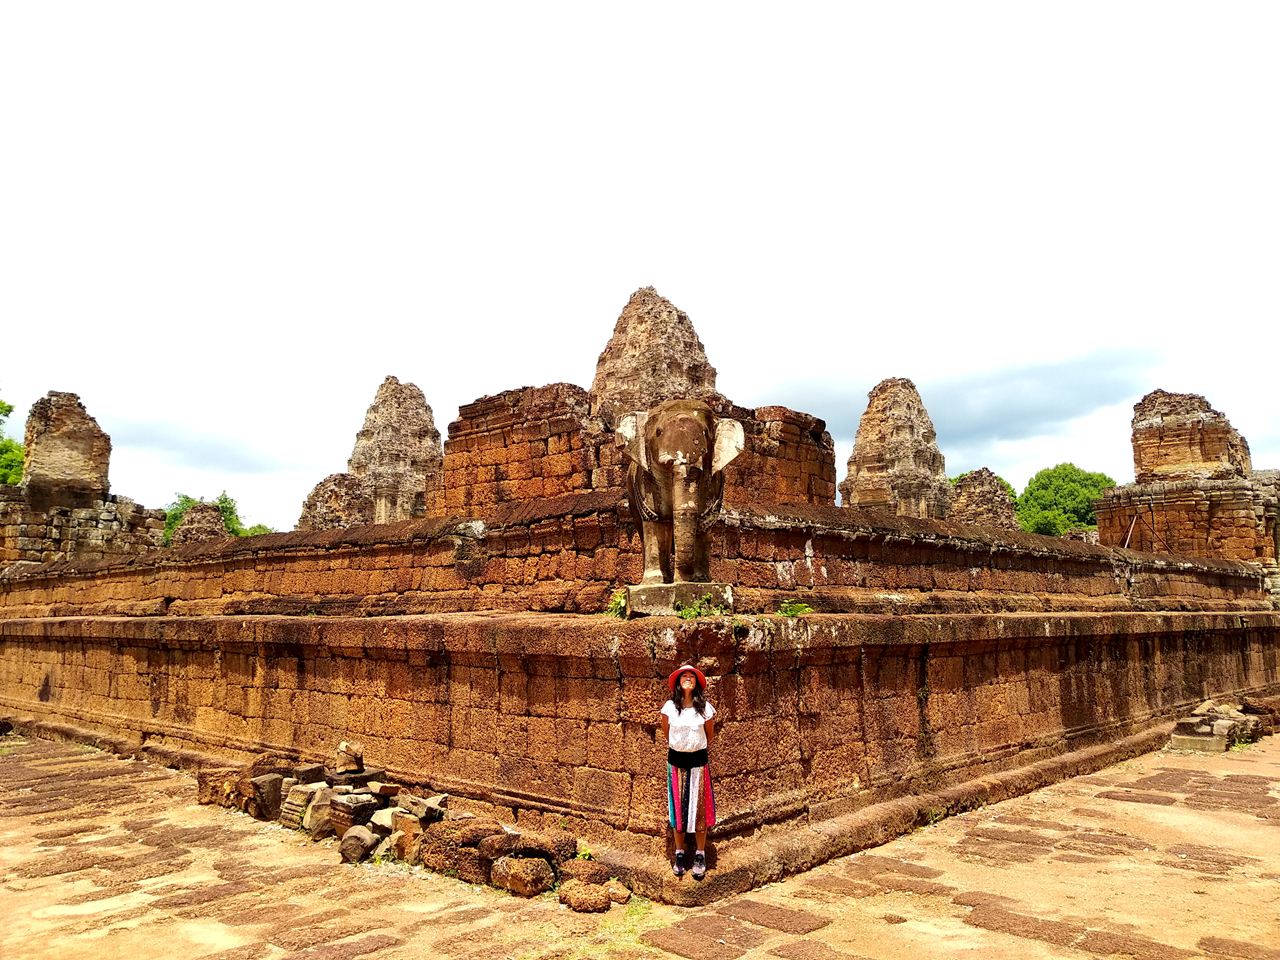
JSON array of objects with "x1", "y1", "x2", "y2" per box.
[
  {"x1": 589, "y1": 287, "x2": 718, "y2": 424},
  {"x1": 840, "y1": 377, "x2": 950, "y2": 520}
]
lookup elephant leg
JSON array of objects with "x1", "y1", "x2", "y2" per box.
[
  {"x1": 692, "y1": 534, "x2": 712, "y2": 583},
  {"x1": 641, "y1": 519, "x2": 672, "y2": 584}
]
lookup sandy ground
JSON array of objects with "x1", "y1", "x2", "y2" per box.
[{"x1": 1, "y1": 732, "x2": 1278, "y2": 960}]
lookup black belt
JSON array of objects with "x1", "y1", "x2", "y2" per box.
[{"x1": 668, "y1": 747, "x2": 709, "y2": 769}]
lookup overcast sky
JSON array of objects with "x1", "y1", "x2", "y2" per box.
[{"x1": 2, "y1": 3, "x2": 1276, "y2": 532}]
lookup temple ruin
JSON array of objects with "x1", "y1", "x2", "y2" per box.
[
  {"x1": 948, "y1": 467, "x2": 1019, "y2": 530},
  {"x1": 2, "y1": 292, "x2": 1278, "y2": 906},
  {"x1": 839, "y1": 377, "x2": 950, "y2": 519},
  {"x1": 170, "y1": 502, "x2": 233, "y2": 547},
  {"x1": 589, "y1": 286, "x2": 719, "y2": 424},
  {"x1": 0, "y1": 391, "x2": 164, "y2": 570},
  {"x1": 297, "y1": 376, "x2": 442, "y2": 531},
  {"x1": 1096, "y1": 389, "x2": 1279, "y2": 597}
]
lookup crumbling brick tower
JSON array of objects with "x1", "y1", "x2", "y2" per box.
[
  {"x1": 1096, "y1": 390, "x2": 1279, "y2": 596},
  {"x1": 429, "y1": 287, "x2": 838, "y2": 521},
  {"x1": 0, "y1": 392, "x2": 164, "y2": 568},
  {"x1": 297, "y1": 376, "x2": 443, "y2": 531},
  {"x1": 840, "y1": 377, "x2": 950, "y2": 519}
]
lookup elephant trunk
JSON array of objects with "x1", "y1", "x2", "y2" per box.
[{"x1": 672, "y1": 463, "x2": 699, "y2": 582}]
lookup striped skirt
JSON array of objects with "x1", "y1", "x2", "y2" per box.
[{"x1": 667, "y1": 762, "x2": 716, "y2": 832}]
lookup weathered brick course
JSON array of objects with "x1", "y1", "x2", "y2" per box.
[{"x1": 2, "y1": 609, "x2": 1276, "y2": 865}]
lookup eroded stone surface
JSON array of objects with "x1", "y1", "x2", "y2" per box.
[
  {"x1": 22, "y1": 391, "x2": 111, "y2": 502},
  {"x1": 170, "y1": 502, "x2": 232, "y2": 547},
  {"x1": 1131, "y1": 389, "x2": 1252, "y2": 482},
  {"x1": 296, "y1": 376, "x2": 441, "y2": 531},
  {"x1": 296, "y1": 473, "x2": 373, "y2": 533},
  {"x1": 1098, "y1": 391, "x2": 1278, "y2": 571},
  {"x1": 949, "y1": 468, "x2": 1019, "y2": 530},
  {"x1": 347, "y1": 376, "x2": 443, "y2": 523},
  {"x1": 1, "y1": 392, "x2": 163, "y2": 569},
  {"x1": 590, "y1": 287, "x2": 718, "y2": 423},
  {"x1": 839, "y1": 378, "x2": 949, "y2": 519}
]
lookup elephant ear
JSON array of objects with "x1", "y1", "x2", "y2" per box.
[
  {"x1": 711, "y1": 418, "x2": 745, "y2": 475},
  {"x1": 616, "y1": 412, "x2": 649, "y2": 471}
]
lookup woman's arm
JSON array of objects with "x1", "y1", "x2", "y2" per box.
[
  {"x1": 660, "y1": 713, "x2": 669, "y2": 741},
  {"x1": 703, "y1": 716, "x2": 714, "y2": 749}
]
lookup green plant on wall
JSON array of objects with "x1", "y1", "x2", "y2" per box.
[
  {"x1": 674, "y1": 593, "x2": 728, "y2": 620},
  {"x1": 777, "y1": 599, "x2": 813, "y2": 617},
  {"x1": 604, "y1": 589, "x2": 627, "y2": 618}
]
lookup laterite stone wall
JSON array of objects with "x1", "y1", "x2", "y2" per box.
[{"x1": 2, "y1": 610, "x2": 1277, "y2": 891}]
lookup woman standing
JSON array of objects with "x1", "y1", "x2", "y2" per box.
[{"x1": 659, "y1": 664, "x2": 716, "y2": 880}]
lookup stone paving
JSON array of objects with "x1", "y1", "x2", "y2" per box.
[{"x1": 1, "y1": 732, "x2": 1278, "y2": 960}]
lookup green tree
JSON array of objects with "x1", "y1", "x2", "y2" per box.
[
  {"x1": 163, "y1": 491, "x2": 274, "y2": 545},
  {"x1": 1016, "y1": 463, "x2": 1116, "y2": 536},
  {"x1": 0, "y1": 397, "x2": 23, "y2": 486}
]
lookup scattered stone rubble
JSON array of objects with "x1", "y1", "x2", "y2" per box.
[
  {"x1": 840, "y1": 378, "x2": 950, "y2": 520},
  {"x1": 197, "y1": 741, "x2": 632, "y2": 912},
  {"x1": 169, "y1": 502, "x2": 232, "y2": 547},
  {"x1": 1169, "y1": 697, "x2": 1279, "y2": 753},
  {"x1": 948, "y1": 468, "x2": 1019, "y2": 530},
  {"x1": 297, "y1": 376, "x2": 443, "y2": 531}
]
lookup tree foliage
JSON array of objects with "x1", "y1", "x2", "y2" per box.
[
  {"x1": 1016, "y1": 463, "x2": 1116, "y2": 536},
  {"x1": 0, "y1": 397, "x2": 23, "y2": 486},
  {"x1": 163, "y1": 491, "x2": 273, "y2": 545}
]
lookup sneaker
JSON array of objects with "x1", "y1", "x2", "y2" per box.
[
  {"x1": 672, "y1": 850, "x2": 686, "y2": 877},
  {"x1": 692, "y1": 852, "x2": 707, "y2": 880}
]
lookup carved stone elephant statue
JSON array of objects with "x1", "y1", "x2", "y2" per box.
[{"x1": 616, "y1": 399, "x2": 745, "y2": 584}]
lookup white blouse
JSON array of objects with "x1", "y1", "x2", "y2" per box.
[{"x1": 661, "y1": 700, "x2": 716, "y2": 752}]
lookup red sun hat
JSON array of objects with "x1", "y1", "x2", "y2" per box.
[{"x1": 667, "y1": 664, "x2": 708, "y2": 692}]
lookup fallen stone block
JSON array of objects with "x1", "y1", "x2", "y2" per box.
[
  {"x1": 249, "y1": 774, "x2": 284, "y2": 821},
  {"x1": 605, "y1": 878, "x2": 631, "y2": 904},
  {"x1": 558, "y1": 858, "x2": 611, "y2": 885},
  {"x1": 334, "y1": 740, "x2": 364, "y2": 774},
  {"x1": 294, "y1": 763, "x2": 326, "y2": 784},
  {"x1": 514, "y1": 831, "x2": 578, "y2": 865},
  {"x1": 373, "y1": 831, "x2": 400, "y2": 861},
  {"x1": 303, "y1": 787, "x2": 336, "y2": 835},
  {"x1": 419, "y1": 820, "x2": 467, "y2": 873},
  {"x1": 195, "y1": 767, "x2": 241, "y2": 807},
  {"x1": 391, "y1": 829, "x2": 422, "y2": 863},
  {"x1": 456, "y1": 818, "x2": 506, "y2": 847},
  {"x1": 477, "y1": 832, "x2": 519, "y2": 860},
  {"x1": 456, "y1": 847, "x2": 492, "y2": 885},
  {"x1": 369, "y1": 781, "x2": 400, "y2": 798},
  {"x1": 369, "y1": 807, "x2": 398, "y2": 837},
  {"x1": 340, "y1": 826, "x2": 378, "y2": 864},
  {"x1": 559, "y1": 879, "x2": 612, "y2": 912},
  {"x1": 390, "y1": 808, "x2": 423, "y2": 836},
  {"x1": 329, "y1": 794, "x2": 379, "y2": 835},
  {"x1": 280, "y1": 783, "x2": 325, "y2": 830},
  {"x1": 327, "y1": 768, "x2": 386, "y2": 789},
  {"x1": 491, "y1": 856, "x2": 554, "y2": 897},
  {"x1": 1170, "y1": 733, "x2": 1228, "y2": 753}
]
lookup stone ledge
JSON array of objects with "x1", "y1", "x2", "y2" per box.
[{"x1": 626, "y1": 583, "x2": 733, "y2": 618}]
